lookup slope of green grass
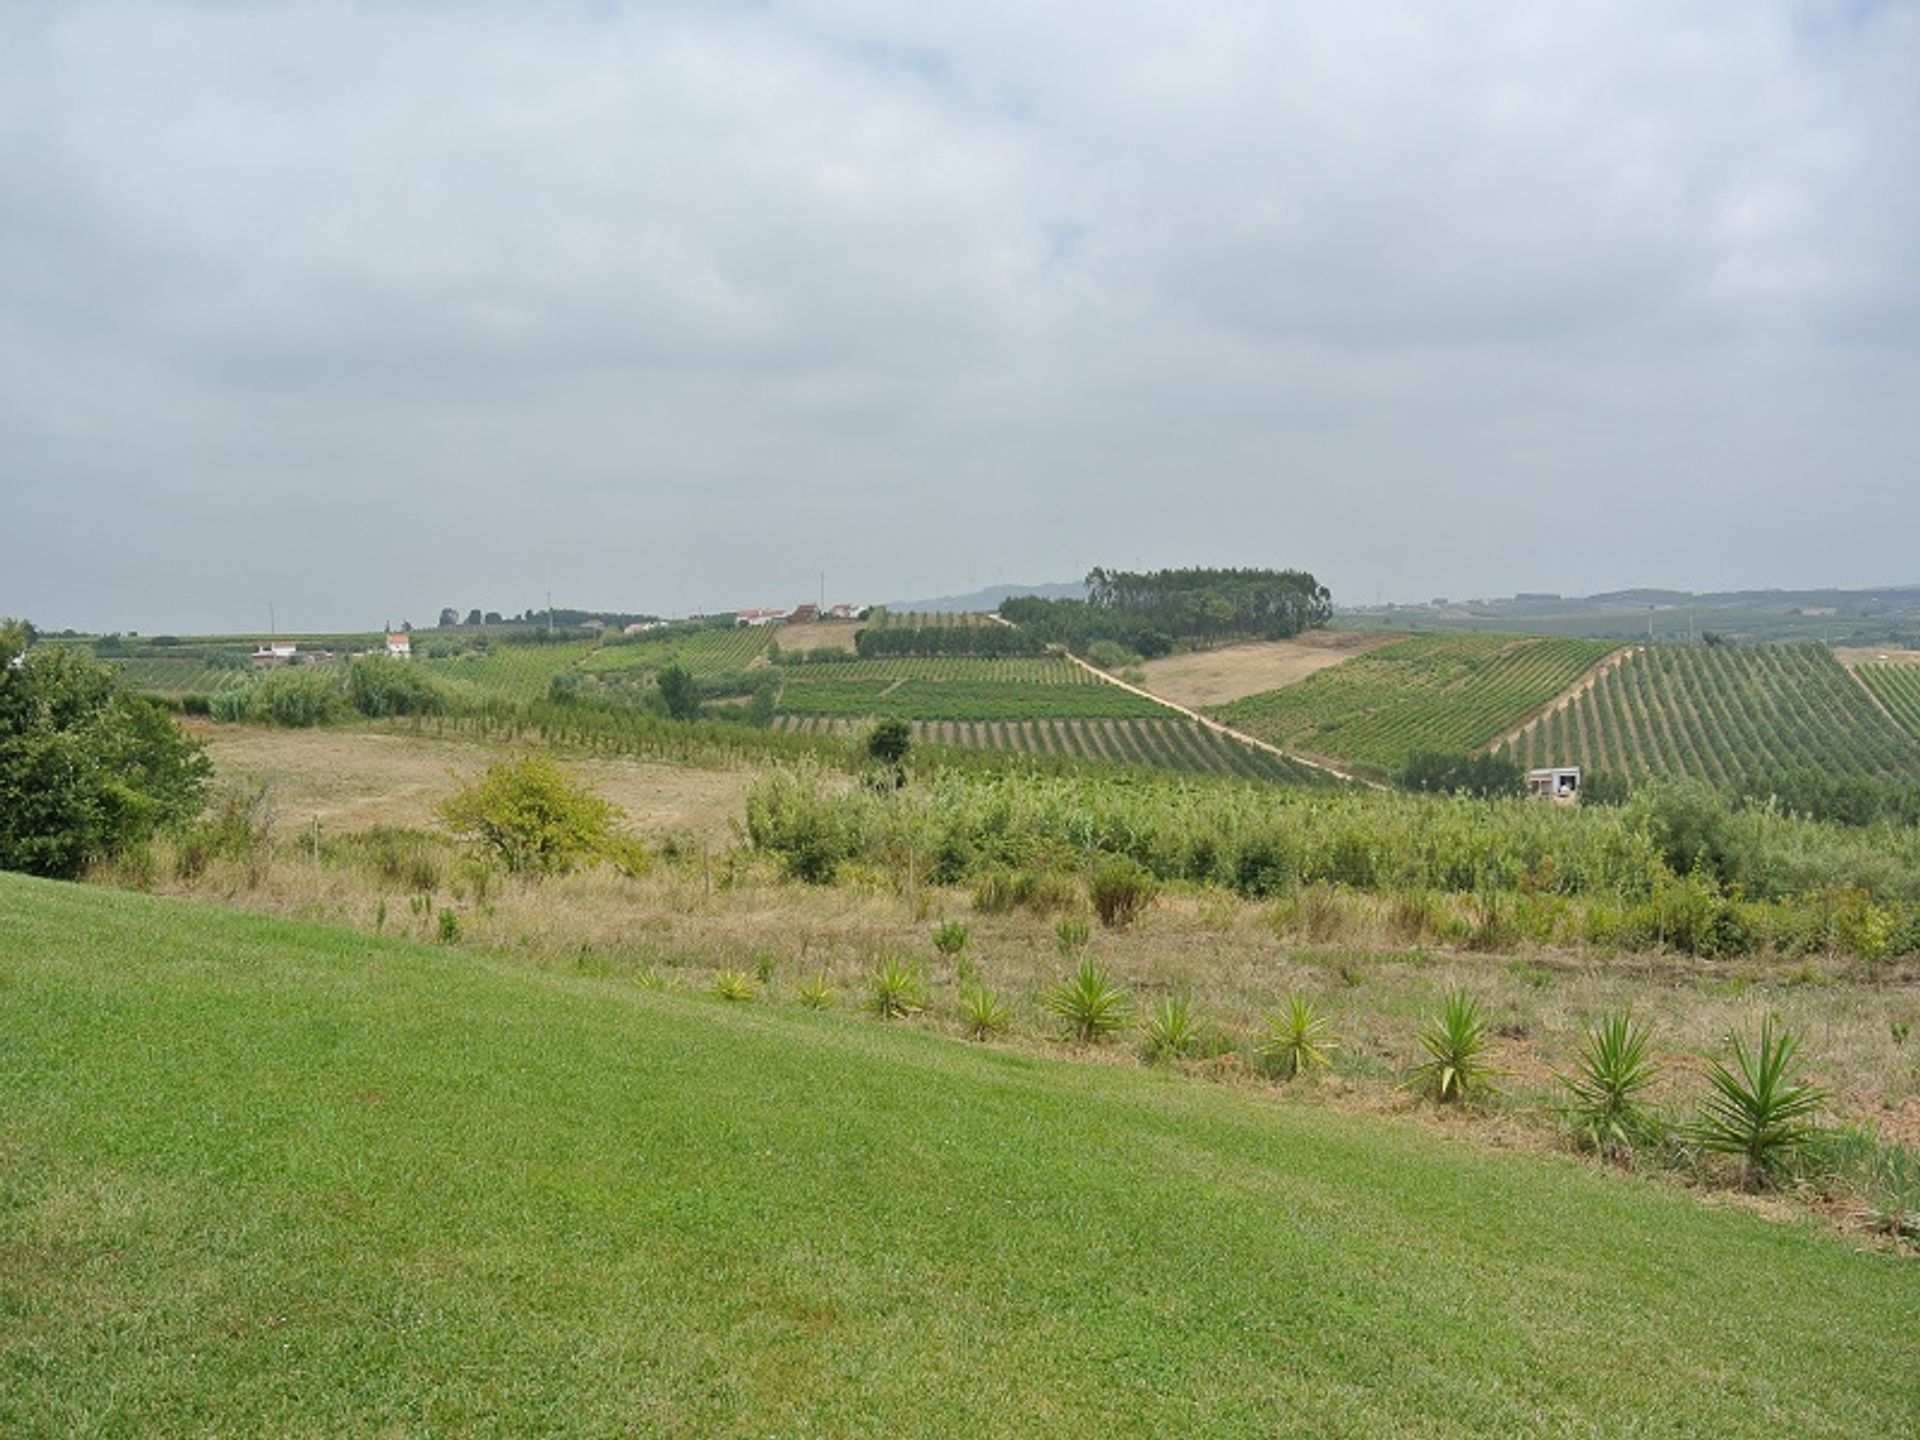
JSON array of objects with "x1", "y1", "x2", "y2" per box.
[
  {"x1": 1216, "y1": 633, "x2": 1619, "y2": 775},
  {"x1": 776, "y1": 656, "x2": 1166, "y2": 721},
  {"x1": 2, "y1": 874, "x2": 1914, "y2": 1437}
]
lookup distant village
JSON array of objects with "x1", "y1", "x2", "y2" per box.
[{"x1": 247, "y1": 599, "x2": 868, "y2": 668}]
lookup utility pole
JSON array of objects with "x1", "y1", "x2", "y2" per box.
[{"x1": 547, "y1": 588, "x2": 554, "y2": 637}]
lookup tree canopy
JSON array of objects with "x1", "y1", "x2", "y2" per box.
[
  {"x1": 1001, "y1": 566, "x2": 1331, "y2": 654},
  {"x1": 1, "y1": 619, "x2": 212, "y2": 878}
]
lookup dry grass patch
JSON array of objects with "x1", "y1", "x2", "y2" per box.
[{"x1": 1136, "y1": 629, "x2": 1398, "y2": 708}]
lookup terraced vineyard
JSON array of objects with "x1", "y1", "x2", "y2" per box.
[
  {"x1": 415, "y1": 641, "x2": 600, "y2": 701},
  {"x1": 863, "y1": 609, "x2": 995, "y2": 630},
  {"x1": 1214, "y1": 633, "x2": 1620, "y2": 775},
  {"x1": 577, "y1": 626, "x2": 771, "y2": 677},
  {"x1": 776, "y1": 657, "x2": 1165, "y2": 721},
  {"x1": 775, "y1": 714, "x2": 1320, "y2": 782},
  {"x1": 109, "y1": 658, "x2": 252, "y2": 698},
  {"x1": 1504, "y1": 644, "x2": 1920, "y2": 788},
  {"x1": 1854, "y1": 663, "x2": 1920, "y2": 743}
]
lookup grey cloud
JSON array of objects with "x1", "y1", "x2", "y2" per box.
[{"x1": 1, "y1": 1, "x2": 1916, "y2": 631}]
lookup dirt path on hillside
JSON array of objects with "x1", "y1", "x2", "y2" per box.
[
  {"x1": 1135, "y1": 630, "x2": 1399, "y2": 709},
  {"x1": 1484, "y1": 646, "x2": 1639, "y2": 756}
]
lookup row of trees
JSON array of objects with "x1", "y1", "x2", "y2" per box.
[{"x1": 1001, "y1": 566, "x2": 1332, "y2": 655}]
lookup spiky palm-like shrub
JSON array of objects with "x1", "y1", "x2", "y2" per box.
[
  {"x1": 865, "y1": 956, "x2": 927, "y2": 1020},
  {"x1": 1561, "y1": 1011, "x2": 1662, "y2": 1155},
  {"x1": 1261, "y1": 995, "x2": 1339, "y2": 1080},
  {"x1": 1690, "y1": 1018, "x2": 1827, "y2": 1187},
  {"x1": 1141, "y1": 994, "x2": 1203, "y2": 1063},
  {"x1": 712, "y1": 969, "x2": 756, "y2": 1002},
  {"x1": 1042, "y1": 957, "x2": 1133, "y2": 1042},
  {"x1": 795, "y1": 973, "x2": 834, "y2": 1010},
  {"x1": 1054, "y1": 917, "x2": 1090, "y2": 956},
  {"x1": 958, "y1": 984, "x2": 1011, "y2": 1040},
  {"x1": 1409, "y1": 990, "x2": 1499, "y2": 1103}
]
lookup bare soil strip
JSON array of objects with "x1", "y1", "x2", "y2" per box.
[{"x1": 1486, "y1": 645, "x2": 1638, "y2": 756}]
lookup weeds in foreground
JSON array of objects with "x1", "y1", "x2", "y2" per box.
[
  {"x1": 932, "y1": 920, "x2": 971, "y2": 956},
  {"x1": 958, "y1": 984, "x2": 1012, "y2": 1040},
  {"x1": 1858, "y1": 1146, "x2": 1920, "y2": 1240},
  {"x1": 1042, "y1": 957, "x2": 1133, "y2": 1042},
  {"x1": 1690, "y1": 1018, "x2": 1827, "y2": 1186},
  {"x1": 1260, "y1": 995, "x2": 1338, "y2": 1080},
  {"x1": 712, "y1": 969, "x2": 757, "y2": 1002},
  {"x1": 866, "y1": 956, "x2": 928, "y2": 1020},
  {"x1": 1561, "y1": 1011, "x2": 1662, "y2": 1156},
  {"x1": 1409, "y1": 990, "x2": 1500, "y2": 1104},
  {"x1": 1141, "y1": 994, "x2": 1203, "y2": 1063},
  {"x1": 1054, "y1": 917, "x2": 1090, "y2": 957}
]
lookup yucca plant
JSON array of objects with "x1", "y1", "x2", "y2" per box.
[
  {"x1": 958, "y1": 983, "x2": 1012, "y2": 1040},
  {"x1": 1690, "y1": 1018, "x2": 1827, "y2": 1187},
  {"x1": 865, "y1": 955, "x2": 927, "y2": 1020},
  {"x1": 795, "y1": 972, "x2": 834, "y2": 1010},
  {"x1": 1561, "y1": 1011, "x2": 1662, "y2": 1155},
  {"x1": 1054, "y1": 917, "x2": 1091, "y2": 957},
  {"x1": 711, "y1": 969, "x2": 757, "y2": 1002},
  {"x1": 931, "y1": 920, "x2": 971, "y2": 956},
  {"x1": 1409, "y1": 990, "x2": 1499, "y2": 1103},
  {"x1": 1042, "y1": 957, "x2": 1133, "y2": 1042},
  {"x1": 1859, "y1": 1146, "x2": 1920, "y2": 1241},
  {"x1": 1141, "y1": 994, "x2": 1203, "y2": 1063},
  {"x1": 1260, "y1": 995, "x2": 1338, "y2": 1080}
]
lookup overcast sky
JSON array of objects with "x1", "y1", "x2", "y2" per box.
[{"x1": 3, "y1": 1, "x2": 1916, "y2": 632}]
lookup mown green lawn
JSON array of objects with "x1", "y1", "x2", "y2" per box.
[{"x1": 1, "y1": 872, "x2": 1915, "y2": 1437}]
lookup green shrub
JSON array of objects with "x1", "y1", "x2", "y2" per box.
[
  {"x1": 437, "y1": 908, "x2": 462, "y2": 944},
  {"x1": 437, "y1": 754, "x2": 624, "y2": 875},
  {"x1": 1260, "y1": 995, "x2": 1339, "y2": 1079},
  {"x1": 931, "y1": 920, "x2": 970, "y2": 956},
  {"x1": 1089, "y1": 858, "x2": 1157, "y2": 929},
  {"x1": 1054, "y1": 917, "x2": 1091, "y2": 956},
  {"x1": 712, "y1": 970, "x2": 757, "y2": 1002},
  {"x1": 348, "y1": 657, "x2": 447, "y2": 718},
  {"x1": 249, "y1": 667, "x2": 349, "y2": 727},
  {"x1": 1042, "y1": 957, "x2": 1133, "y2": 1042},
  {"x1": 958, "y1": 984, "x2": 1011, "y2": 1040},
  {"x1": 866, "y1": 956, "x2": 927, "y2": 1019},
  {"x1": 1560, "y1": 1012, "x2": 1661, "y2": 1155},
  {"x1": 1409, "y1": 990, "x2": 1500, "y2": 1104},
  {"x1": 1141, "y1": 994, "x2": 1203, "y2": 1063},
  {"x1": 795, "y1": 973, "x2": 834, "y2": 1010},
  {"x1": 1689, "y1": 1018, "x2": 1827, "y2": 1187}
]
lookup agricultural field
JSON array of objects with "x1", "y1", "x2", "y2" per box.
[
  {"x1": 775, "y1": 656, "x2": 1167, "y2": 722},
  {"x1": 1505, "y1": 644, "x2": 1920, "y2": 789},
  {"x1": 1855, "y1": 662, "x2": 1920, "y2": 745},
  {"x1": 414, "y1": 639, "x2": 600, "y2": 702},
  {"x1": 1214, "y1": 633, "x2": 1619, "y2": 775},
  {"x1": 862, "y1": 608, "x2": 996, "y2": 630},
  {"x1": 107, "y1": 656, "x2": 252, "y2": 698},
  {"x1": 578, "y1": 626, "x2": 772, "y2": 678},
  {"x1": 5, "y1": 873, "x2": 1915, "y2": 1436},
  {"x1": 774, "y1": 713, "x2": 1320, "y2": 782},
  {"x1": 1135, "y1": 629, "x2": 1399, "y2": 708}
]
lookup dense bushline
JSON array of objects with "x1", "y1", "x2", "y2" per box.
[
  {"x1": 746, "y1": 765, "x2": 1920, "y2": 957},
  {"x1": 1001, "y1": 566, "x2": 1331, "y2": 653},
  {"x1": 1, "y1": 620, "x2": 210, "y2": 878},
  {"x1": 852, "y1": 624, "x2": 1046, "y2": 658}
]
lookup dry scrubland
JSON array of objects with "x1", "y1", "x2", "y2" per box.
[{"x1": 102, "y1": 728, "x2": 1920, "y2": 1237}]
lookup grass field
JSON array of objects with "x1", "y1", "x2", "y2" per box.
[
  {"x1": 1214, "y1": 634, "x2": 1620, "y2": 775},
  {"x1": 3, "y1": 872, "x2": 1915, "y2": 1436},
  {"x1": 1507, "y1": 645, "x2": 1920, "y2": 788}
]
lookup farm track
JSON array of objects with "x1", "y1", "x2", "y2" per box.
[
  {"x1": 1484, "y1": 645, "x2": 1637, "y2": 755},
  {"x1": 1049, "y1": 643, "x2": 1380, "y2": 787}
]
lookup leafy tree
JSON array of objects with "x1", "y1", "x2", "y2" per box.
[
  {"x1": 465, "y1": 608, "x2": 483, "y2": 627},
  {"x1": 656, "y1": 662, "x2": 701, "y2": 721},
  {"x1": 866, "y1": 717, "x2": 912, "y2": 768},
  {"x1": 437, "y1": 754, "x2": 624, "y2": 875},
  {"x1": 1, "y1": 618, "x2": 211, "y2": 878},
  {"x1": 438, "y1": 607, "x2": 459, "y2": 628},
  {"x1": 347, "y1": 657, "x2": 447, "y2": 717}
]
